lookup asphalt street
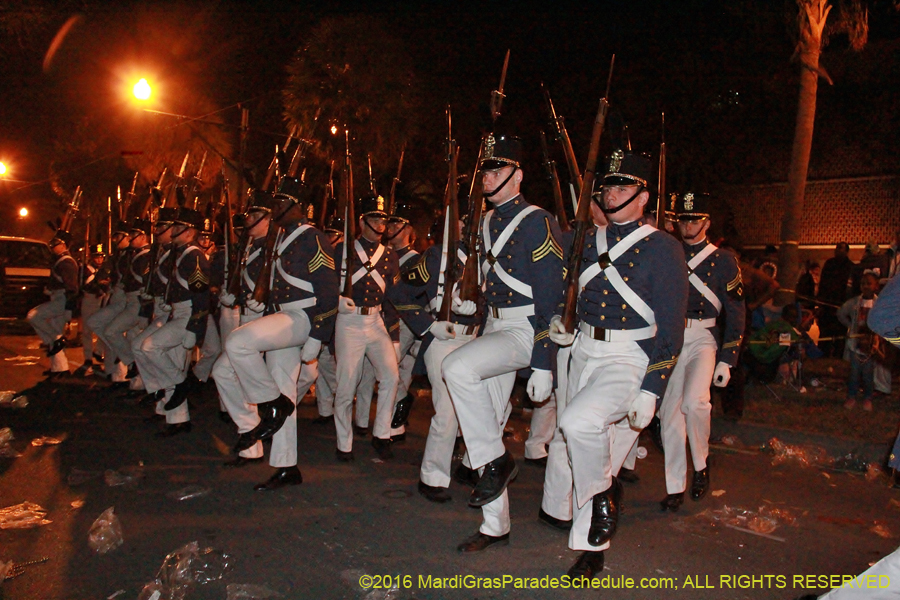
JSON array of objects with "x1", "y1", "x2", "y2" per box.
[{"x1": 1, "y1": 330, "x2": 899, "y2": 600}]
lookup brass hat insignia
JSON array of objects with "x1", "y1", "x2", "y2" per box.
[
  {"x1": 484, "y1": 135, "x2": 496, "y2": 160},
  {"x1": 684, "y1": 192, "x2": 694, "y2": 211},
  {"x1": 609, "y1": 149, "x2": 624, "y2": 174},
  {"x1": 669, "y1": 192, "x2": 678, "y2": 211},
  {"x1": 307, "y1": 204, "x2": 315, "y2": 220},
  {"x1": 376, "y1": 195, "x2": 385, "y2": 212}
]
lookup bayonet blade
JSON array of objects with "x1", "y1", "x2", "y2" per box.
[
  {"x1": 490, "y1": 49, "x2": 510, "y2": 122},
  {"x1": 177, "y1": 151, "x2": 190, "y2": 179}
]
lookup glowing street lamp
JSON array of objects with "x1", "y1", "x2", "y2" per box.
[
  {"x1": 18, "y1": 208, "x2": 28, "y2": 218},
  {"x1": 133, "y1": 78, "x2": 152, "y2": 101},
  {"x1": 0, "y1": 162, "x2": 7, "y2": 176}
]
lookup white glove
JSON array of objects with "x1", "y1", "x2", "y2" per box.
[
  {"x1": 393, "y1": 342, "x2": 402, "y2": 362},
  {"x1": 428, "y1": 321, "x2": 456, "y2": 341},
  {"x1": 549, "y1": 315, "x2": 575, "y2": 346},
  {"x1": 139, "y1": 291, "x2": 154, "y2": 302},
  {"x1": 160, "y1": 303, "x2": 172, "y2": 313},
  {"x1": 451, "y1": 291, "x2": 476, "y2": 316},
  {"x1": 300, "y1": 338, "x2": 322, "y2": 364},
  {"x1": 712, "y1": 362, "x2": 731, "y2": 387},
  {"x1": 338, "y1": 296, "x2": 356, "y2": 314},
  {"x1": 628, "y1": 390, "x2": 657, "y2": 430},
  {"x1": 219, "y1": 291, "x2": 236, "y2": 307},
  {"x1": 526, "y1": 369, "x2": 553, "y2": 403},
  {"x1": 245, "y1": 298, "x2": 265, "y2": 313},
  {"x1": 182, "y1": 331, "x2": 197, "y2": 350}
]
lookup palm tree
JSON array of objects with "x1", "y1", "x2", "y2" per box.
[{"x1": 775, "y1": 0, "x2": 868, "y2": 305}]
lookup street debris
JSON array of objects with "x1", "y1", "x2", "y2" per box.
[
  {"x1": 31, "y1": 436, "x2": 62, "y2": 447},
  {"x1": 1, "y1": 557, "x2": 49, "y2": 580},
  {"x1": 768, "y1": 437, "x2": 830, "y2": 468},
  {"x1": 226, "y1": 584, "x2": 283, "y2": 599},
  {"x1": 695, "y1": 504, "x2": 797, "y2": 539},
  {"x1": 0, "y1": 391, "x2": 28, "y2": 408},
  {"x1": 0, "y1": 428, "x2": 20, "y2": 458},
  {"x1": 166, "y1": 485, "x2": 211, "y2": 501},
  {"x1": 88, "y1": 507, "x2": 124, "y2": 554},
  {"x1": 137, "y1": 541, "x2": 232, "y2": 600},
  {"x1": 711, "y1": 490, "x2": 726, "y2": 497},
  {"x1": 67, "y1": 467, "x2": 103, "y2": 486},
  {"x1": 70, "y1": 500, "x2": 84, "y2": 509},
  {"x1": 0, "y1": 501, "x2": 51, "y2": 529},
  {"x1": 4, "y1": 356, "x2": 40, "y2": 366},
  {"x1": 104, "y1": 466, "x2": 144, "y2": 487},
  {"x1": 871, "y1": 521, "x2": 894, "y2": 539}
]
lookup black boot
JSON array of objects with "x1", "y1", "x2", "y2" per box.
[
  {"x1": 587, "y1": 477, "x2": 623, "y2": 546},
  {"x1": 391, "y1": 393, "x2": 415, "y2": 428}
]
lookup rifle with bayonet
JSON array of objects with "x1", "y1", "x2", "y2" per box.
[
  {"x1": 561, "y1": 55, "x2": 615, "y2": 334},
  {"x1": 542, "y1": 83, "x2": 583, "y2": 202},
  {"x1": 656, "y1": 113, "x2": 666, "y2": 230},
  {"x1": 123, "y1": 172, "x2": 139, "y2": 221},
  {"x1": 387, "y1": 146, "x2": 405, "y2": 217},
  {"x1": 340, "y1": 130, "x2": 356, "y2": 298},
  {"x1": 539, "y1": 130, "x2": 571, "y2": 232},
  {"x1": 367, "y1": 154, "x2": 377, "y2": 197},
  {"x1": 438, "y1": 108, "x2": 461, "y2": 321},
  {"x1": 185, "y1": 151, "x2": 208, "y2": 208},
  {"x1": 250, "y1": 150, "x2": 289, "y2": 308},
  {"x1": 459, "y1": 51, "x2": 509, "y2": 302},
  {"x1": 318, "y1": 160, "x2": 335, "y2": 229},
  {"x1": 59, "y1": 186, "x2": 82, "y2": 233},
  {"x1": 261, "y1": 128, "x2": 296, "y2": 192}
]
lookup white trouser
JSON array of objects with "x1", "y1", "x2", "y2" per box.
[
  {"x1": 138, "y1": 301, "x2": 192, "y2": 424},
  {"x1": 132, "y1": 301, "x2": 173, "y2": 414},
  {"x1": 226, "y1": 306, "x2": 315, "y2": 468},
  {"x1": 80, "y1": 292, "x2": 106, "y2": 363},
  {"x1": 820, "y1": 543, "x2": 900, "y2": 600},
  {"x1": 88, "y1": 286, "x2": 126, "y2": 376},
  {"x1": 391, "y1": 321, "x2": 421, "y2": 436},
  {"x1": 356, "y1": 358, "x2": 376, "y2": 427},
  {"x1": 542, "y1": 346, "x2": 573, "y2": 521},
  {"x1": 315, "y1": 345, "x2": 337, "y2": 418},
  {"x1": 443, "y1": 315, "x2": 533, "y2": 538},
  {"x1": 560, "y1": 334, "x2": 648, "y2": 552},
  {"x1": 622, "y1": 436, "x2": 640, "y2": 471},
  {"x1": 525, "y1": 395, "x2": 556, "y2": 459},
  {"x1": 334, "y1": 312, "x2": 399, "y2": 450},
  {"x1": 103, "y1": 290, "x2": 143, "y2": 367},
  {"x1": 27, "y1": 289, "x2": 70, "y2": 372},
  {"x1": 213, "y1": 310, "x2": 264, "y2": 458},
  {"x1": 420, "y1": 328, "x2": 477, "y2": 488},
  {"x1": 660, "y1": 325, "x2": 717, "y2": 494},
  {"x1": 192, "y1": 314, "x2": 221, "y2": 382},
  {"x1": 219, "y1": 305, "x2": 240, "y2": 342}
]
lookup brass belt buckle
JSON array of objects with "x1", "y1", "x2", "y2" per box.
[{"x1": 598, "y1": 252, "x2": 611, "y2": 270}]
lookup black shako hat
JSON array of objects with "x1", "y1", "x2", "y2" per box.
[
  {"x1": 388, "y1": 198, "x2": 415, "y2": 224},
  {"x1": 156, "y1": 207, "x2": 179, "y2": 225},
  {"x1": 49, "y1": 230, "x2": 72, "y2": 246},
  {"x1": 357, "y1": 194, "x2": 387, "y2": 218},
  {"x1": 324, "y1": 213, "x2": 344, "y2": 235},
  {"x1": 601, "y1": 149, "x2": 654, "y2": 188},
  {"x1": 480, "y1": 134, "x2": 522, "y2": 170},
  {"x1": 130, "y1": 218, "x2": 151, "y2": 237},
  {"x1": 174, "y1": 207, "x2": 204, "y2": 229},
  {"x1": 671, "y1": 191, "x2": 712, "y2": 221}
]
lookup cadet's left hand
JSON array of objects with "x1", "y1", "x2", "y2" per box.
[
  {"x1": 712, "y1": 362, "x2": 731, "y2": 387},
  {"x1": 549, "y1": 315, "x2": 575, "y2": 346},
  {"x1": 393, "y1": 342, "x2": 402, "y2": 362},
  {"x1": 301, "y1": 339, "x2": 322, "y2": 364},
  {"x1": 246, "y1": 298, "x2": 265, "y2": 313},
  {"x1": 526, "y1": 369, "x2": 553, "y2": 403},
  {"x1": 182, "y1": 332, "x2": 196, "y2": 350},
  {"x1": 628, "y1": 390, "x2": 657, "y2": 430},
  {"x1": 451, "y1": 291, "x2": 476, "y2": 316}
]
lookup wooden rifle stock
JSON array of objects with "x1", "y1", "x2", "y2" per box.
[
  {"x1": 387, "y1": 147, "x2": 405, "y2": 216},
  {"x1": 438, "y1": 142, "x2": 460, "y2": 321},
  {"x1": 458, "y1": 145, "x2": 485, "y2": 303},
  {"x1": 540, "y1": 130, "x2": 571, "y2": 233},
  {"x1": 341, "y1": 131, "x2": 356, "y2": 298},
  {"x1": 656, "y1": 113, "x2": 666, "y2": 230},
  {"x1": 561, "y1": 95, "x2": 611, "y2": 334}
]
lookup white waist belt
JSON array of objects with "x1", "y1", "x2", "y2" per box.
[
  {"x1": 355, "y1": 304, "x2": 381, "y2": 315},
  {"x1": 686, "y1": 318, "x2": 716, "y2": 329},
  {"x1": 488, "y1": 304, "x2": 534, "y2": 320},
  {"x1": 579, "y1": 321, "x2": 657, "y2": 342},
  {"x1": 274, "y1": 298, "x2": 317, "y2": 312}
]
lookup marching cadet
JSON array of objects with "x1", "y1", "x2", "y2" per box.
[
  {"x1": 548, "y1": 150, "x2": 687, "y2": 578},
  {"x1": 28, "y1": 229, "x2": 79, "y2": 378},
  {"x1": 190, "y1": 219, "x2": 222, "y2": 385},
  {"x1": 74, "y1": 245, "x2": 109, "y2": 377},
  {"x1": 132, "y1": 207, "x2": 178, "y2": 416},
  {"x1": 88, "y1": 221, "x2": 133, "y2": 380},
  {"x1": 106, "y1": 219, "x2": 153, "y2": 389},
  {"x1": 387, "y1": 206, "x2": 482, "y2": 503},
  {"x1": 333, "y1": 195, "x2": 401, "y2": 461},
  {"x1": 658, "y1": 192, "x2": 744, "y2": 511},
  {"x1": 384, "y1": 200, "x2": 421, "y2": 440},
  {"x1": 228, "y1": 179, "x2": 339, "y2": 490},
  {"x1": 214, "y1": 191, "x2": 276, "y2": 467},
  {"x1": 136, "y1": 207, "x2": 211, "y2": 436},
  {"x1": 441, "y1": 134, "x2": 565, "y2": 552},
  {"x1": 312, "y1": 214, "x2": 344, "y2": 425}
]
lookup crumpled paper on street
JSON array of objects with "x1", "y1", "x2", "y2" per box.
[
  {"x1": 768, "y1": 437, "x2": 831, "y2": 468},
  {"x1": 0, "y1": 501, "x2": 51, "y2": 529}
]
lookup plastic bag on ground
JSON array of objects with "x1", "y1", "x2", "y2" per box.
[
  {"x1": 166, "y1": 485, "x2": 210, "y2": 501},
  {"x1": 31, "y1": 436, "x2": 62, "y2": 447},
  {"x1": 0, "y1": 428, "x2": 19, "y2": 458},
  {"x1": 104, "y1": 465, "x2": 144, "y2": 487},
  {"x1": 0, "y1": 501, "x2": 51, "y2": 529},
  {"x1": 138, "y1": 541, "x2": 233, "y2": 600},
  {"x1": 696, "y1": 504, "x2": 797, "y2": 535},
  {"x1": 88, "y1": 507, "x2": 123, "y2": 554},
  {"x1": 0, "y1": 392, "x2": 28, "y2": 408},
  {"x1": 226, "y1": 584, "x2": 283, "y2": 600},
  {"x1": 768, "y1": 437, "x2": 831, "y2": 468}
]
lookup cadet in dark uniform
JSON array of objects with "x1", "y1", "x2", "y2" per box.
[
  {"x1": 75, "y1": 245, "x2": 109, "y2": 377},
  {"x1": 442, "y1": 134, "x2": 565, "y2": 552},
  {"x1": 229, "y1": 179, "x2": 339, "y2": 490},
  {"x1": 659, "y1": 192, "x2": 744, "y2": 512},
  {"x1": 88, "y1": 221, "x2": 133, "y2": 380},
  {"x1": 312, "y1": 214, "x2": 344, "y2": 424},
  {"x1": 549, "y1": 150, "x2": 688, "y2": 577},
  {"x1": 28, "y1": 229, "x2": 79, "y2": 377},
  {"x1": 333, "y1": 195, "x2": 401, "y2": 461}
]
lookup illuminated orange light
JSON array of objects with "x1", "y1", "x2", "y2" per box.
[
  {"x1": 0, "y1": 162, "x2": 7, "y2": 176},
  {"x1": 133, "y1": 78, "x2": 152, "y2": 101},
  {"x1": 18, "y1": 208, "x2": 28, "y2": 217}
]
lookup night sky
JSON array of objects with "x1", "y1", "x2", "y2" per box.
[{"x1": 1, "y1": 0, "x2": 898, "y2": 240}]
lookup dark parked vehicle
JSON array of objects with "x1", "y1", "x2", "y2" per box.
[{"x1": 0, "y1": 236, "x2": 53, "y2": 318}]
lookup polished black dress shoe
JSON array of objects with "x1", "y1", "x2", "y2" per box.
[
  {"x1": 247, "y1": 394, "x2": 295, "y2": 443},
  {"x1": 125, "y1": 362, "x2": 139, "y2": 379},
  {"x1": 660, "y1": 492, "x2": 684, "y2": 512},
  {"x1": 233, "y1": 432, "x2": 256, "y2": 453},
  {"x1": 691, "y1": 467, "x2": 710, "y2": 501},
  {"x1": 223, "y1": 455, "x2": 264, "y2": 468},
  {"x1": 418, "y1": 481, "x2": 452, "y2": 503},
  {"x1": 390, "y1": 432, "x2": 406, "y2": 443},
  {"x1": 391, "y1": 393, "x2": 415, "y2": 428},
  {"x1": 109, "y1": 380, "x2": 131, "y2": 391},
  {"x1": 453, "y1": 463, "x2": 479, "y2": 488},
  {"x1": 618, "y1": 467, "x2": 640, "y2": 483},
  {"x1": 469, "y1": 450, "x2": 517, "y2": 507},
  {"x1": 567, "y1": 551, "x2": 604, "y2": 579},
  {"x1": 524, "y1": 456, "x2": 548, "y2": 467},
  {"x1": 587, "y1": 477, "x2": 623, "y2": 547},
  {"x1": 336, "y1": 449, "x2": 354, "y2": 462},
  {"x1": 353, "y1": 424, "x2": 369, "y2": 437},
  {"x1": 163, "y1": 378, "x2": 192, "y2": 410},
  {"x1": 372, "y1": 437, "x2": 394, "y2": 460},
  {"x1": 311, "y1": 414, "x2": 333, "y2": 425},
  {"x1": 47, "y1": 337, "x2": 66, "y2": 357},
  {"x1": 648, "y1": 414, "x2": 664, "y2": 454},
  {"x1": 155, "y1": 422, "x2": 192, "y2": 438},
  {"x1": 456, "y1": 531, "x2": 509, "y2": 553},
  {"x1": 72, "y1": 363, "x2": 94, "y2": 377},
  {"x1": 140, "y1": 390, "x2": 164, "y2": 406},
  {"x1": 538, "y1": 508, "x2": 572, "y2": 531},
  {"x1": 253, "y1": 466, "x2": 302, "y2": 491}
]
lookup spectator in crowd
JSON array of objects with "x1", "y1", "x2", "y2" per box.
[
  {"x1": 852, "y1": 239, "x2": 890, "y2": 295},
  {"x1": 818, "y1": 242, "x2": 854, "y2": 357},
  {"x1": 745, "y1": 303, "x2": 802, "y2": 385},
  {"x1": 838, "y1": 272, "x2": 882, "y2": 411},
  {"x1": 796, "y1": 261, "x2": 821, "y2": 310}
]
